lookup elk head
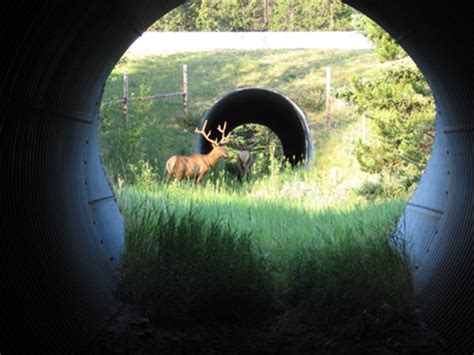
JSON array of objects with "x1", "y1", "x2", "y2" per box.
[{"x1": 195, "y1": 120, "x2": 231, "y2": 160}]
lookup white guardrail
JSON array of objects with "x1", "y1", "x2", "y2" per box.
[{"x1": 127, "y1": 31, "x2": 373, "y2": 55}]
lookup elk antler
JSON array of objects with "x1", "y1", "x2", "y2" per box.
[
  {"x1": 195, "y1": 120, "x2": 220, "y2": 146},
  {"x1": 217, "y1": 121, "x2": 231, "y2": 144},
  {"x1": 195, "y1": 120, "x2": 231, "y2": 146}
]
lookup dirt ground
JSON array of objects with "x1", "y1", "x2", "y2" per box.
[{"x1": 88, "y1": 303, "x2": 445, "y2": 354}]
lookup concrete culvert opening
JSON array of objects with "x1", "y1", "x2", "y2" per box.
[
  {"x1": 197, "y1": 88, "x2": 313, "y2": 167},
  {"x1": 0, "y1": 1, "x2": 472, "y2": 353}
]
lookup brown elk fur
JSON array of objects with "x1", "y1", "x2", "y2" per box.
[{"x1": 165, "y1": 120, "x2": 230, "y2": 183}]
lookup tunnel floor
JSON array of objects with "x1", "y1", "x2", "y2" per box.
[{"x1": 89, "y1": 302, "x2": 444, "y2": 354}]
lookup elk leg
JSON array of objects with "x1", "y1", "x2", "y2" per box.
[
  {"x1": 174, "y1": 171, "x2": 184, "y2": 182},
  {"x1": 196, "y1": 172, "x2": 205, "y2": 184}
]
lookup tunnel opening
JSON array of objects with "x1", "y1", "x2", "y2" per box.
[
  {"x1": 0, "y1": 0, "x2": 472, "y2": 353},
  {"x1": 196, "y1": 88, "x2": 313, "y2": 167},
  {"x1": 97, "y1": 2, "x2": 441, "y2": 353}
]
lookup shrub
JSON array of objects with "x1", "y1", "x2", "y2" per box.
[
  {"x1": 337, "y1": 65, "x2": 435, "y2": 195},
  {"x1": 355, "y1": 175, "x2": 413, "y2": 201}
]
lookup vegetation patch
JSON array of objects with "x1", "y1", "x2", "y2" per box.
[
  {"x1": 99, "y1": 49, "x2": 381, "y2": 186},
  {"x1": 120, "y1": 194, "x2": 274, "y2": 326},
  {"x1": 118, "y1": 183, "x2": 412, "y2": 326},
  {"x1": 100, "y1": 46, "x2": 432, "y2": 328},
  {"x1": 286, "y1": 212, "x2": 413, "y2": 324}
]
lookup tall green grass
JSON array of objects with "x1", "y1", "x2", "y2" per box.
[
  {"x1": 286, "y1": 215, "x2": 413, "y2": 323},
  {"x1": 120, "y1": 201, "x2": 274, "y2": 325},
  {"x1": 118, "y1": 179, "x2": 412, "y2": 325}
]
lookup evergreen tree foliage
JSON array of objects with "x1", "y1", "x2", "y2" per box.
[
  {"x1": 149, "y1": 0, "x2": 356, "y2": 32},
  {"x1": 196, "y1": 0, "x2": 220, "y2": 31},
  {"x1": 149, "y1": 1, "x2": 202, "y2": 31},
  {"x1": 352, "y1": 14, "x2": 406, "y2": 61},
  {"x1": 337, "y1": 66, "x2": 435, "y2": 192}
]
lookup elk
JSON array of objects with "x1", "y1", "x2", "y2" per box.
[
  {"x1": 165, "y1": 120, "x2": 231, "y2": 183},
  {"x1": 237, "y1": 150, "x2": 254, "y2": 182},
  {"x1": 236, "y1": 139, "x2": 256, "y2": 182}
]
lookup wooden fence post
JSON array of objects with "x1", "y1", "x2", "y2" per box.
[
  {"x1": 101, "y1": 67, "x2": 187, "y2": 125},
  {"x1": 182, "y1": 64, "x2": 189, "y2": 124},
  {"x1": 263, "y1": 0, "x2": 270, "y2": 27},
  {"x1": 325, "y1": 66, "x2": 331, "y2": 133},
  {"x1": 123, "y1": 71, "x2": 129, "y2": 126},
  {"x1": 362, "y1": 112, "x2": 367, "y2": 143}
]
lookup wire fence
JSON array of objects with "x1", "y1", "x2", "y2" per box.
[
  {"x1": 101, "y1": 64, "x2": 189, "y2": 126},
  {"x1": 100, "y1": 63, "x2": 368, "y2": 144}
]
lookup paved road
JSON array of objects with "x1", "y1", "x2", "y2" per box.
[{"x1": 127, "y1": 31, "x2": 373, "y2": 55}]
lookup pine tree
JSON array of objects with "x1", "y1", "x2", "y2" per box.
[{"x1": 196, "y1": 0, "x2": 219, "y2": 31}]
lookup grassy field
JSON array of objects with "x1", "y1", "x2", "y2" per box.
[
  {"x1": 100, "y1": 49, "x2": 415, "y2": 325},
  {"x1": 100, "y1": 49, "x2": 391, "y2": 183},
  {"x1": 118, "y1": 181, "x2": 411, "y2": 324}
]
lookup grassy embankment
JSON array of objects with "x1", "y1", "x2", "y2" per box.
[{"x1": 101, "y1": 49, "x2": 414, "y2": 324}]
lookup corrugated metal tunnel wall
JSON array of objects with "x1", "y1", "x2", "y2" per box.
[
  {"x1": 344, "y1": 2, "x2": 473, "y2": 351},
  {"x1": 197, "y1": 88, "x2": 313, "y2": 166},
  {"x1": 0, "y1": 0, "x2": 471, "y2": 352}
]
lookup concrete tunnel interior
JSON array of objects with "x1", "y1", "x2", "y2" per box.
[
  {"x1": 0, "y1": 1, "x2": 472, "y2": 352},
  {"x1": 196, "y1": 88, "x2": 313, "y2": 166}
]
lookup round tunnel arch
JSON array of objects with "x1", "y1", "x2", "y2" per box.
[
  {"x1": 197, "y1": 88, "x2": 313, "y2": 166},
  {"x1": 0, "y1": 1, "x2": 472, "y2": 352}
]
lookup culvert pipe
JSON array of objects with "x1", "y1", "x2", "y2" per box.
[
  {"x1": 343, "y1": 2, "x2": 474, "y2": 351},
  {"x1": 197, "y1": 88, "x2": 313, "y2": 166},
  {"x1": 0, "y1": 1, "x2": 472, "y2": 352}
]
